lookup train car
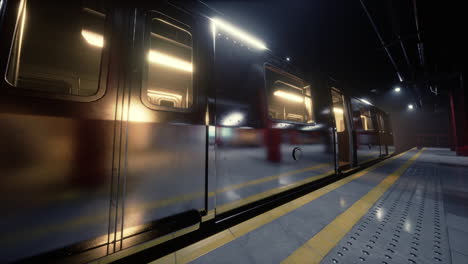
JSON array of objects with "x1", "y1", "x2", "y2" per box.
[
  {"x1": 0, "y1": 1, "x2": 394, "y2": 262},
  {"x1": 330, "y1": 88, "x2": 394, "y2": 172}
]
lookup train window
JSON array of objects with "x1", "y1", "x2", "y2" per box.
[
  {"x1": 5, "y1": 0, "x2": 106, "y2": 96},
  {"x1": 265, "y1": 66, "x2": 314, "y2": 124},
  {"x1": 360, "y1": 108, "x2": 375, "y2": 131},
  {"x1": 144, "y1": 17, "x2": 193, "y2": 109}
]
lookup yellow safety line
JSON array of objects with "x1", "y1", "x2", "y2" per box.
[
  {"x1": 281, "y1": 148, "x2": 425, "y2": 264},
  {"x1": 150, "y1": 149, "x2": 416, "y2": 264}
]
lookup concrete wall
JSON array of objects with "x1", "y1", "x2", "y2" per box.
[{"x1": 390, "y1": 110, "x2": 450, "y2": 153}]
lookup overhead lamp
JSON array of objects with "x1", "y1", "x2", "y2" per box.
[
  {"x1": 148, "y1": 50, "x2": 193, "y2": 72},
  {"x1": 211, "y1": 17, "x2": 268, "y2": 50},
  {"x1": 408, "y1": 104, "x2": 414, "y2": 110},
  {"x1": 394, "y1": 87, "x2": 401, "y2": 93},
  {"x1": 81, "y1": 29, "x2": 104, "y2": 48},
  {"x1": 274, "y1": 90, "x2": 304, "y2": 103}
]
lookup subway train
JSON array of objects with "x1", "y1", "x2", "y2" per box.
[{"x1": 0, "y1": 0, "x2": 394, "y2": 262}]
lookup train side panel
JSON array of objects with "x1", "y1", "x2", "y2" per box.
[
  {"x1": 0, "y1": 1, "x2": 120, "y2": 262},
  {"x1": 212, "y1": 31, "x2": 335, "y2": 214}
]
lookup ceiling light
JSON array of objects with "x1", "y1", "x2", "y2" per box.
[
  {"x1": 274, "y1": 90, "x2": 304, "y2": 103},
  {"x1": 211, "y1": 18, "x2": 267, "y2": 50},
  {"x1": 148, "y1": 50, "x2": 193, "y2": 72}
]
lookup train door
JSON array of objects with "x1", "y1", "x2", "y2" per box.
[
  {"x1": 384, "y1": 114, "x2": 395, "y2": 154},
  {"x1": 0, "y1": 1, "x2": 118, "y2": 262},
  {"x1": 331, "y1": 88, "x2": 352, "y2": 171},
  {"x1": 376, "y1": 110, "x2": 388, "y2": 156},
  {"x1": 120, "y1": 5, "x2": 208, "y2": 250},
  {"x1": 350, "y1": 98, "x2": 380, "y2": 165}
]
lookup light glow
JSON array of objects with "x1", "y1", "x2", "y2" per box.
[
  {"x1": 148, "y1": 50, "x2": 193, "y2": 72},
  {"x1": 376, "y1": 208, "x2": 384, "y2": 221},
  {"x1": 408, "y1": 104, "x2": 414, "y2": 110},
  {"x1": 211, "y1": 17, "x2": 267, "y2": 50},
  {"x1": 147, "y1": 90, "x2": 182, "y2": 108},
  {"x1": 394, "y1": 87, "x2": 401, "y2": 92},
  {"x1": 147, "y1": 90, "x2": 182, "y2": 99},
  {"x1": 222, "y1": 112, "x2": 244, "y2": 126},
  {"x1": 81, "y1": 29, "x2": 104, "y2": 48},
  {"x1": 274, "y1": 90, "x2": 304, "y2": 103},
  {"x1": 274, "y1": 123, "x2": 293, "y2": 129},
  {"x1": 333, "y1": 107, "x2": 344, "y2": 114},
  {"x1": 360, "y1": 98, "x2": 372, "y2": 105}
]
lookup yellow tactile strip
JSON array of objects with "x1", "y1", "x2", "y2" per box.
[
  {"x1": 281, "y1": 148, "x2": 425, "y2": 264},
  {"x1": 150, "y1": 149, "x2": 416, "y2": 264}
]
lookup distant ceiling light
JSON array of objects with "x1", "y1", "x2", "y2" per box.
[
  {"x1": 274, "y1": 90, "x2": 304, "y2": 103},
  {"x1": 211, "y1": 17, "x2": 268, "y2": 50},
  {"x1": 148, "y1": 50, "x2": 193, "y2": 72},
  {"x1": 81, "y1": 29, "x2": 104, "y2": 48},
  {"x1": 370, "y1": 89, "x2": 377, "y2": 93},
  {"x1": 408, "y1": 104, "x2": 414, "y2": 110},
  {"x1": 286, "y1": 57, "x2": 290, "y2": 61},
  {"x1": 394, "y1": 87, "x2": 401, "y2": 92},
  {"x1": 360, "y1": 98, "x2": 372, "y2": 105}
]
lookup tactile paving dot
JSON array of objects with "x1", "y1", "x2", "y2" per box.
[{"x1": 322, "y1": 164, "x2": 451, "y2": 264}]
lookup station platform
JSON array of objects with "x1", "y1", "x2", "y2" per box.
[{"x1": 146, "y1": 148, "x2": 468, "y2": 264}]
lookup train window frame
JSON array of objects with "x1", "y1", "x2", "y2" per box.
[
  {"x1": 359, "y1": 106, "x2": 376, "y2": 131},
  {"x1": 0, "y1": 0, "x2": 109, "y2": 102},
  {"x1": 263, "y1": 63, "x2": 315, "y2": 125},
  {"x1": 140, "y1": 11, "x2": 195, "y2": 113}
]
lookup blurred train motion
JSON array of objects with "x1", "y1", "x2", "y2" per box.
[{"x1": 0, "y1": 0, "x2": 394, "y2": 262}]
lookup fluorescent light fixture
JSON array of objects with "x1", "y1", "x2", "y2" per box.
[
  {"x1": 211, "y1": 17, "x2": 267, "y2": 50},
  {"x1": 148, "y1": 50, "x2": 193, "y2": 72},
  {"x1": 81, "y1": 29, "x2": 104, "y2": 48},
  {"x1": 333, "y1": 107, "x2": 344, "y2": 114},
  {"x1": 147, "y1": 90, "x2": 182, "y2": 99},
  {"x1": 408, "y1": 104, "x2": 414, "y2": 110},
  {"x1": 360, "y1": 98, "x2": 372, "y2": 105},
  {"x1": 394, "y1": 87, "x2": 401, "y2": 92},
  {"x1": 222, "y1": 112, "x2": 244, "y2": 126},
  {"x1": 274, "y1": 90, "x2": 304, "y2": 103},
  {"x1": 398, "y1": 73, "x2": 404, "y2": 82}
]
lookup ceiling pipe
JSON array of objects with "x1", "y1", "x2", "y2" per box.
[
  {"x1": 359, "y1": 0, "x2": 404, "y2": 83},
  {"x1": 412, "y1": 0, "x2": 425, "y2": 66}
]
